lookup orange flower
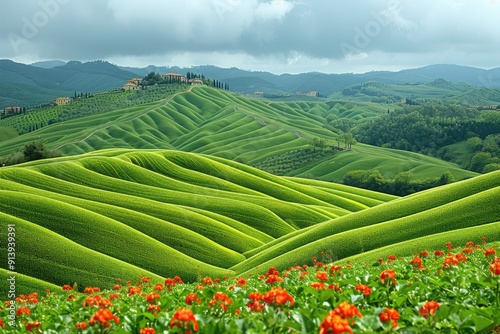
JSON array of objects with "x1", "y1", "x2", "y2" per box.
[
  {"x1": 265, "y1": 274, "x2": 284, "y2": 284},
  {"x1": 355, "y1": 284, "x2": 371, "y2": 296},
  {"x1": 379, "y1": 308, "x2": 400, "y2": 328},
  {"x1": 332, "y1": 301, "x2": 362, "y2": 320},
  {"x1": 174, "y1": 276, "x2": 184, "y2": 284},
  {"x1": 75, "y1": 322, "x2": 87, "y2": 330},
  {"x1": 465, "y1": 241, "x2": 475, "y2": 247},
  {"x1": 319, "y1": 312, "x2": 353, "y2": 334},
  {"x1": 26, "y1": 321, "x2": 41, "y2": 332},
  {"x1": 379, "y1": 270, "x2": 396, "y2": 284},
  {"x1": 310, "y1": 282, "x2": 327, "y2": 290},
  {"x1": 263, "y1": 287, "x2": 294, "y2": 307},
  {"x1": 201, "y1": 277, "x2": 213, "y2": 286},
  {"x1": 84, "y1": 287, "x2": 100, "y2": 294},
  {"x1": 83, "y1": 295, "x2": 112, "y2": 308},
  {"x1": 16, "y1": 306, "x2": 31, "y2": 316},
  {"x1": 419, "y1": 250, "x2": 429, "y2": 257},
  {"x1": 112, "y1": 284, "x2": 122, "y2": 290},
  {"x1": 419, "y1": 301, "x2": 441, "y2": 318},
  {"x1": 109, "y1": 293, "x2": 120, "y2": 301},
  {"x1": 209, "y1": 292, "x2": 232, "y2": 311},
  {"x1": 236, "y1": 278, "x2": 247, "y2": 286},
  {"x1": 169, "y1": 308, "x2": 198, "y2": 332},
  {"x1": 128, "y1": 286, "x2": 142, "y2": 296},
  {"x1": 316, "y1": 271, "x2": 329, "y2": 282},
  {"x1": 141, "y1": 276, "x2": 151, "y2": 283},
  {"x1": 490, "y1": 262, "x2": 500, "y2": 275},
  {"x1": 145, "y1": 292, "x2": 160, "y2": 304},
  {"x1": 0, "y1": 319, "x2": 4, "y2": 328},
  {"x1": 89, "y1": 308, "x2": 119, "y2": 328},
  {"x1": 62, "y1": 285, "x2": 73, "y2": 291},
  {"x1": 247, "y1": 292, "x2": 265, "y2": 312},
  {"x1": 154, "y1": 283, "x2": 163, "y2": 291},
  {"x1": 140, "y1": 327, "x2": 155, "y2": 334}
]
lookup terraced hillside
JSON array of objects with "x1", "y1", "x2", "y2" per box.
[
  {"x1": 0, "y1": 86, "x2": 477, "y2": 181},
  {"x1": 0, "y1": 149, "x2": 498, "y2": 294}
]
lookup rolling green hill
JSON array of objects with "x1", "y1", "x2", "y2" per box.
[
  {"x1": 0, "y1": 149, "x2": 394, "y2": 291},
  {"x1": 0, "y1": 149, "x2": 497, "y2": 294},
  {"x1": 0, "y1": 86, "x2": 477, "y2": 182}
]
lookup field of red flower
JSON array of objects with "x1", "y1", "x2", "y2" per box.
[{"x1": 1, "y1": 239, "x2": 499, "y2": 333}]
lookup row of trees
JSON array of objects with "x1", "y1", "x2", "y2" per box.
[
  {"x1": 342, "y1": 169, "x2": 456, "y2": 196},
  {"x1": 308, "y1": 132, "x2": 357, "y2": 151}
]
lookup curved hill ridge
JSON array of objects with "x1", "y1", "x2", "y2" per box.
[
  {"x1": 0, "y1": 149, "x2": 393, "y2": 290},
  {"x1": 0, "y1": 149, "x2": 498, "y2": 293},
  {"x1": 0, "y1": 86, "x2": 477, "y2": 182}
]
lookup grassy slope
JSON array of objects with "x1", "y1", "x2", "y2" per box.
[
  {"x1": 0, "y1": 86, "x2": 477, "y2": 182},
  {"x1": 0, "y1": 149, "x2": 389, "y2": 291},
  {"x1": 233, "y1": 169, "x2": 500, "y2": 274}
]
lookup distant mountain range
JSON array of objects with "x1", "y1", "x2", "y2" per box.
[{"x1": 1, "y1": 59, "x2": 499, "y2": 109}]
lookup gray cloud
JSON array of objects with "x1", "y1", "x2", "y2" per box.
[{"x1": 0, "y1": 0, "x2": 498, "y2": 73}]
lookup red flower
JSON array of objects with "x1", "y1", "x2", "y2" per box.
[
  {"x1": 265, "y1": 274, "x2": 283, "y2": 284},
  {"x1": 490, "y1": 262, "x2": 500, "y2": 275},
  {"x1": 185, "y1": 292, "x2": 201, "y2": 305},
  {"x1": 164, "y1": 278, "x2": 176, "y2": 290},
  {"x1": 16, "y1": 306, "x2": 31, "y2": 316},
  {"x1": 419, "y1": 250, "x2": 429, "y2": 257},
  {"x1": 84, "y1": 287, "x2": 100, "y2": 294},
  {"x1": 26, "y1": 321, "x2": 41, "y2": 332},
  {"x1": 316, "y1": 271, "x2": 329, "y2": 282},
  {"x1": 379, "y1": 308, "x2": 400, "y2": 328},
  {"x1": 75, "y1": 322, "x2": 87, "y2": 330},
  {"x1": 174, "y1": 276, "x2": 184, "y2": 284},
  {"x1": 236, "y1": 278, "x2": 247, "y2": 286},
  {"x1": 263, "y1": 287, "x2": 294, "y2": 307},
  {"x1": 332, "y1": 301, "x2": 362, "y2": 320},
  {"x1": 462, "y1": 248, "x2": 474, "y2": 254},
  {"x1": 355, "y1": 284, "x2": 371, "y2": 296},
  {"x1": 112, "y1": 284, "x2": 122, "y2": 290},
  {"x1": 62, "y1": 285, "x2": 73, "y2": 291},
  {"x1": 154, "y1": 283, "x2": 163, "y2": 291},
  {"x1": 485, "y1": 248, "x2": 497, "y2": 257},
  {"x1": 141, "y1": 276, "x2": 151, "y2": 283},
  {"x1": 148, "y1": 305, "x2": 161, "y2": 316},
  {"x1": 169, "y1": 308, "x2": 198, "y2": 332},
  {"x1": 146, "y1": 292, "x2": 160, "y2": 304},
  {"x1": 419, "y1": 301, "x2": 441, "y2": 318},
  {"x1": 434, "y1": 249, "x2": 444, "y2": 257},
  {"x1": 128, "y1": 286, "x2": 142, "y2": 296},
  {"x1": 0, "y1": 319, "x2": 4, "y2": 328},
  {"x1": 209, "y1": 292, "x2": 232, "y2": 311},
  {"x1": 140, "y1": 327, "x2": 155, "y2": 334},
  {"x1": 379, "y1": 270, "x2": 397, "y2": 284},
  {"x1": 319, "y1": 313, "x2": 353, "y2": 334},
  {"x1": 409, "y1": 256, "x2": 424, "y2": 269},
  {"x1": 89, "y1": 308, "x2": 119, "y2": 328},
  {"x1": 465, "y1": 241, "x2": 475, "y2": 247},
  {"x1": 83, "y1": 295, "x2": 112, "y2": 308},
  {"x1": 109, "y1": 293, "x2": 120, "y2": 301}
]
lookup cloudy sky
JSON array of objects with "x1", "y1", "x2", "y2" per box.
[{"x1": 0, "y1": 0, "x2": 499, "y2": 74}]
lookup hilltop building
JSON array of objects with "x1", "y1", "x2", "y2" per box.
[
  {"x1": 122, "y1": 78, "x2": 142, "y2": 91},
  {"x1": 162, "y1": 73, "x2": 187, "y2": 84},
  {"x1": 55, "y1": 97, "x2": 71, "y2": 105}
]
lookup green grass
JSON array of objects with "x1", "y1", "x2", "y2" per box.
[
  {"x1": 0, "y1": 149, "x2": 497, "y2": 293},
  {"x1": 0, "y1": 86, "x2": 476, "y2": 183},
  {"x1": 0, "y1": 149, "x2": 392, "y2": 291}
]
